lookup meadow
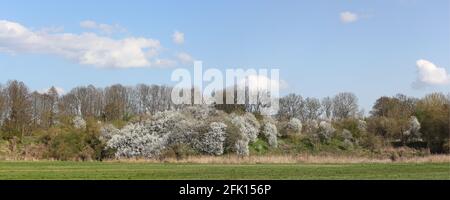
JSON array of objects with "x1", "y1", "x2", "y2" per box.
[{"x1": 0, "y1": 161, "x2": 448, "y2": 180}]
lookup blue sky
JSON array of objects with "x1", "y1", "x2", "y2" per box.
[{"x1": 0, "y1": 0, "x2": 449, "y2": 111}]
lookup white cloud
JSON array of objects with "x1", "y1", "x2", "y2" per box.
[
  {"x1": 414, "y1": 59, "x2": 450, "y2": 87},
  {"x1": 154, "y1": 59, "x2": 177, "y2": 67},
  {"x1": 80, "y1": 20, "x2": 97, "y2": 29},
  {"x1": 0, "y1": 20, "x2": 178, "y2": 68},
  {"x1": 340, "y1": 11, "x2": 358, "y2": 23},
  {"x1": 239, "y1": 74, "x2": 288, "y2": 92},
  {"x1": 80, "y1": 20, "x2": 126, "y2": 34},
  {"x1": 176, "y1": 52, "x2": 194, "y2": 64},
  {"x1": 172, "y1": 31, "x2": 185, "y2": 45}
]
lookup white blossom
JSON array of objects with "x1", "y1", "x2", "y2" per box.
[
  {"x1": 234, "y1": 138, "x2": 250, "y2": 156},
  {"x1": 100, "y1": 124, "x2": 120, "y2": 141},
  {"x1": 72, "y1": 116, "x2": 86, "y2": 130},
  {"x1": 195, "y1": 122, "x2": 227, "y2": 155},
  {"x1": 106, "y1": 123, "x2": 168, "y2": 158},
  {"x1": 341, "y1": 129, "x2": 354, "y2": 148},
  {"x1": 286, "y1": 117, "x2": 302, "y2": 135},
  {"x1": 317, "y1": 121, "x2": 335, "y2": 142},
  {"x1": 404, "y1": 116, "x2": 422, "y2": 141},
  {"x1": 230, "y1": 113, "x2": 260, "y2": 143},
  {"x1": 262, "y1": 122, "x2": 278, "y2": 148},
  {"x1": 358, "y1": 119, "x2": 367, "y2": 132}
]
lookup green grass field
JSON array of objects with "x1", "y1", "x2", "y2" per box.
[{"x1": 0, "y1": 161, "x2": 448, "y2": 180}]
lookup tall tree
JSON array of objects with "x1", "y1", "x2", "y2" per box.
[
  {"x1": 332, "y1": 92, "x2": 359, "y2": 119},
  {"x1": 304, "y1": 97, "x2": 322, "y2": 121},
  {"x1": 321, "y1": 97, "x2": 333, "y2": 120},
  {"x1": 278, "y1": 94, "x2": 304, "y2": 120},
  {"x1": 104, "y1": 84, "x2": 128, "y2": 121},
  {"x1": 415, "y1": 93, "x2": 449, "y2": 153},
  {"x1": 2, "y1": 80, "x2": 32, "y2": 138}
]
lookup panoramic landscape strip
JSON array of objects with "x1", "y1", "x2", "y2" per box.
[{"x1": 0, "y1": 1, "x2": 449, "y2": 183}]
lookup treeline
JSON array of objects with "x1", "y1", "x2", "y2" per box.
[
  {"x1": 0, "y1": 80, "x2": 448, "y2": 161},
  {"x1": 277, "y1": 93, "x2": 450, "y2": 153}
]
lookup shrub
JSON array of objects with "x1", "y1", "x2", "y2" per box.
[
  {"x1": 304, "y1": 119, "x2": 319, "y2": 134},
  {"x1": 285, "y1": 118, "x2": 302, "y2": 136},
  {"x1": 262, "y1": 122, "x2": 278, "y2": 148},
  {"x1": 360, "y1": 132, "x2": 384, "y2": 151},
  {"x1": 100, "y1": 124, "x2": 120, "y2": 142},
  {"x1": 195, "y1": 122, "x2": 227, "y2": 155},
  {"x1": 234, "y1": 138, "x2": 250, "y2": 156},
  {"x1": 47, "y1": 129, "x2": 92, "y2": 161},
  {"x1": 106, "y1": 123, "x2": 168, "y2": 159},
  {"x1": 403, "y1": 116, "x2": 422, "y2": 142},
  {"x1": 358, "y1": 119, "x2": 367, "y2": 132},
  {"x1": 72, "y1": 116, "x2": 86, "y2": 130},
  {"x1": 228, "y1": 113, "x2": 262, "y2": 156},
  {"x1": 316, "y1": 121, "x2": 336, "y2": 143},
  {"x1": 230, "y1": 113, "x2": 260, "y2": 143},
  {"x1": 341, "y1": 129, "x2": 354, "y2": 149}
]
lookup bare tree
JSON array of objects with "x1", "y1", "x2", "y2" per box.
[
  {"x1": 104, "y1": 84, "x2": 128, "y2": 121},
  {"x1": 278, "y1": 94, "x2": 304, "y2": 120},
  {"x1": 321, "y1": 96, "x2": 333, "y2": 120},
  {"x1": 3, "y1": 80, "x2": 32, "y2": 138},
  {"x1": 304, "y1": 97, "x2": 322, "y2": 121},
  {"x1": 332, "y1": 92, "x2": 359, "y2": 119}
]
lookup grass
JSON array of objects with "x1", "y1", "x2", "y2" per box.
[{"x1": 0, "y1": 161, "x2": 449, "y2": 180}]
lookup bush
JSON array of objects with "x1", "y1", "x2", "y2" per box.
[
  {"x1": 228, "y1": 113, "x2": 262, "y2": 156},
  {"x1": 341, "y1": 129, "x2": 354, "y2": 149},
  {"x1": 360, "y1": 132, "x2": 384, "y2": 151},
  {"x1": 403, "y1": 116, "x2": 422, "y2": 142},
  {"x1": 106, "y1": 123, "x2": 168, "y2": 159},
  {"x1": 316, "y1": 121, "x2": 336, "y2": 143},
  {"x1": 195, "y1": 122, "x2": 227, "y2": 155},
  {"x1": 262, "y1": 122, "x2": 278, "y2": 148},
  {"x1": 100, "y1": 124, "x2": 120, "y2": 142},
  {"x1": 234, "y1": 138, "x2": 249, "y2": 156},
  {"x1": 230, "y1": 113, "x2": 260, "y2": 143},
  {"x1": 284, "y1": 118, "x2": 302, "y2": 136},
  {"x1": 47, "y1": 129, "x2": 93, "y2": 161},
  {"x1": 72, "y1": 116, "x2": 86, "y2": 130}
]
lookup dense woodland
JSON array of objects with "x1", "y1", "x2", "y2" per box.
[{"x1": 0, "y1": 80, "x2": 448, "y2": 161}]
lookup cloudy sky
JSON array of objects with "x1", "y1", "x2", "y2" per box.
[{"x1": 0, "y1": 0, "x2": 449, "y2": 111}]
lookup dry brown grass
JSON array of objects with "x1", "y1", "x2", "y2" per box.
[{"x1": 104, "y1": 154, "x2": 450, "y2": 164}]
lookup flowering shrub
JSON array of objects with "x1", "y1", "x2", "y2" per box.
[
  {"x1": 145, "y1": 110, "x2": 199, "y2": 146},
  {"x1": 223, "y1": 113, "x2": 262, "y2": 156},
  {"x1": 104, "y1": 109, "x2": 229, "y2": 158},
  {"x1": 100, "y1": 124, "x2": 120, "y2": 141},
  {"x1": 195, "y1": 122, "x2": 227, "y2": 155},
  {"x1": 341, "y1": 129, "x2": 354, "y2": 148},
  {"x1": 358, "y1": 119, "x2": 367, "y2": 132},
  {"x1": 234, "y1": 138, "x2": 250, "y2": 156},
  {"x1": 404, "y1": 116, "x2": 422, "y2": 142},
  {"x1": 230, "y1": 113, "x2": 260, "y2": 143},
  {"x1": 286, "y1": 118, "x2": 302, "y2": 135},
  {"x1": 317, "y1": 121, "x2": 335, "y2": 142},
  {"x1": 106, "y1": 123, "x2": 168, "y2": 158},
  {"x1": 262, "y1": 122, "x2": 278, "y2": 148},
  {"x1": 72, "y1": 116, "x2": 86, "y2": 130}
]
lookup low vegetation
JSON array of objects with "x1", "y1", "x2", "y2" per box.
[{"x1": 0, "y1": 80, "x2": 449, "y2": 161}]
